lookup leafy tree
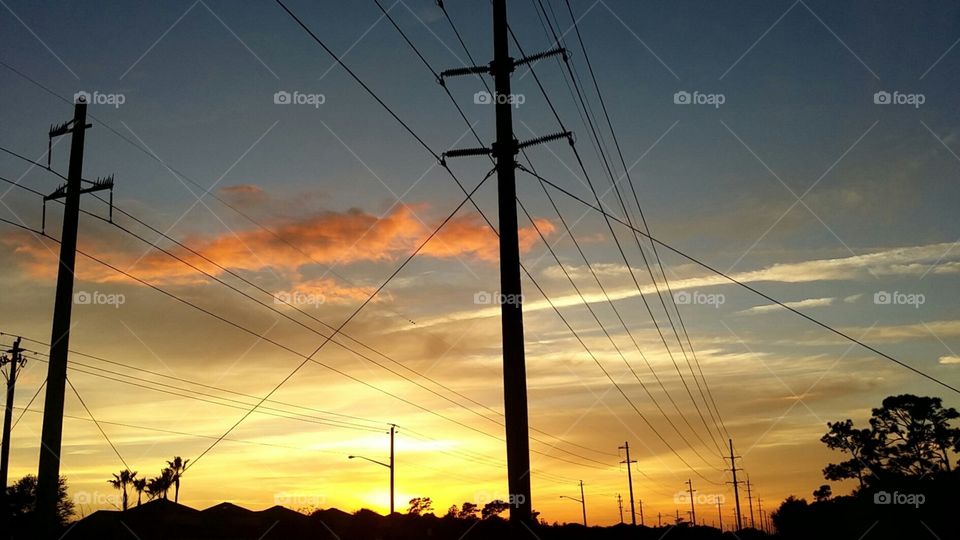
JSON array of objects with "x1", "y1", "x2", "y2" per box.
[
  {"x1": 107, "y1": 469, "x2": 137, "y2": 511},
  {"x1": 166, "y1": 456, "x2": 189, "y2": 503},
  {"x1": 812, "y1": 484, "x2": 832, "y2": 502},
  {"x1": 481, "y1": 499, "x2": 510, "y2": 519},
  {"x1": 5, "y1": 474, "x2": 74, "y2": 527},
  {"x1": 822, "y1": 394, "x2": 959, "y2": 487},
  {"x1": 458, "y1": 501, "x2": 479, "y2": 520},
  {"x1": 407, "y1": 497, "x2": 433, "y2": 515}
]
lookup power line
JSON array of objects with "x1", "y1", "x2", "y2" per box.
[
  {"x1": 518, "y1": 167, "x2": 960, "y2": 396},
  {"x1": 65, "y1": 377, "x2": 129, "y2": 470}
]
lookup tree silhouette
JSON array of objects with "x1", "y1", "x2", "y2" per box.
[
  {"x1": 146, "y1": 468, "x2": 175, "y2": 500},
  {"x1": 166, "y1": 456, "x2": 189, "y2": 503},
  {"x1": 5, "y1": 474, "x2": 73, "y2": 527},
  {"x1": 406, "y1": 497, "x2": 433, "y2": 515},
  {"x1": 108, "y1": 469, "x2": 137, "y2": 511},
  {"x1": 812, "y1": 484, "x2": 832, "y2": 502},
  {"x1": 481, "y1": 500, "x2": 510, "y2": 519},
  {"x1": 132, "y1": 477, "x2": 147, "y2": 507},
  {"x1": 822, "y1": 394, "x2": 959, "y2": 487}
]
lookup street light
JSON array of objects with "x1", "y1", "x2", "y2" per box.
[
  {"x1": 347, "y1": 424, "x2": 396, "y2": 514},
  {"x1": 560, "y1": 480, "x2": 587, "y2": 527}
]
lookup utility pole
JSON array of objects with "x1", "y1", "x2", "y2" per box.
[
  {"x1": 1, "y1": 338, "x2": 26, "y2": 507},
  {"x1": 726, "y1": 439, "x2": 743, "y2": 530},
  {"x1": 756, "y1": 496, "x2": 763, "y2": 533},
  {"x1": 657, "y1": 512, "x2": 661, "y2": 527},
  {"x1": 559, "y1": 480, "x2": 586, "y2": 526},
  {"x1": 389, "y1": 424, "x2": 395, "y2": 514},
  {"x1": 619, "y1": 441, "x2": 637, "y2": 526},
  {"x1": 37, "y1": 99, "x2": 113, "y2": 535},
  {"x1": 439, "y1": 1, "x2": 568, "y2": 523},
  {"x1": 685, "y1": 479, "x2": 696, "y2": 527},
  {"x1": 617, "y1": 494, "x2": 623, "y2": 524},
  {"x1": 716, "y1": 498, "x2": 722, "y2": 531},
  {"x1": 745, "y1": 476, "x2": 755, "y2": 528},
  {"x1": 638, "y1": 498, "x2": 644, "y2": 527}
]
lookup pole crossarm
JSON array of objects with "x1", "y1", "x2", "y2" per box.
[{"x1": 438, "y1": 46, "x2": 566, "y2": 83}]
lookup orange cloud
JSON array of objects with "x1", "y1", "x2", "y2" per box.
[{"x1": 5, "y1": 205, "x2": 554, "y2": 292}]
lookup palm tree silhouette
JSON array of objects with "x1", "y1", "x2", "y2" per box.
[
  {"x1": 146, "y1": 468, "x2": 175, "y2": 500},
  {"x1": 166, "y1": 456, "x2": 189, "y2": 503},
  {"x1": 132, "y1": 477, "x2": 147, "y2": 507},
  {"x1": 108, "y1": 469, "x2": 137, "y2": 511}
]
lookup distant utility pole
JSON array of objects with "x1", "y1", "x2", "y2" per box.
[
  {"x1": 657, "y1": 512, "x2": 662, "y2": 527},
  {"x1": 756, "y1": 496, "x2": 764, "y2": 533},
  {"x1": 726, "y1": 439, "x2": 743, "y2": 530},
  {"x1": 745, "y1": 476, "x2": 755, "y2": 528},
  {"x1": 348, "y1": 424, "x2": 396, "y2": 514},
  {"x1": 638, "y1": 498, "x2": 644, "y2": 527},
  {"x1": 619, "y1": 441, "x2": 637, "y2": 526},
  {"x1": 716, "y1": 498, "x2": 722, "y2": 531},
  {"x1": 685, "y1": 479, "x2": 697, "y2": 527},
  {"x1": 617, "y1": 494, "x2": 623, "y2": 524},
  {"x1": 36, "y1": 98, "x2": 114, "y2": 535},
  {"x1": 1, "y1": 338, "x2": 26, "y2": 502},
  {"x1": 439, "y1": 0, "x2": 569, "y2": 523},
  {"x1": 559, "y1": 480, "x2": 586, "y2": 527}
]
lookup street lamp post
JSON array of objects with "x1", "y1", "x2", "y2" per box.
[
  {"x1": 560, "y1": 480, "x2": 587, "y2": 527},
  {"x1": 348, "y1": 424, "x2": 396, "y2": 514}
]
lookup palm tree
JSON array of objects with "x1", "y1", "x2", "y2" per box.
[
  {"x1": 166, "y1": 456, "x2": 189, "y2": 503},
  {"x1": 107, "y1": 469, "x2": 137, "y2": 511},
  {"x1": 147, "y1": 468, "x2": 175, "y2": 500},
  {"x1": 132, "y1": 477, "x2": 147, "y2": 507}
]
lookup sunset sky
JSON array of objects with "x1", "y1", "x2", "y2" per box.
[{"x1": 1, "y1": 0, "x2": 959, "y2": 527}]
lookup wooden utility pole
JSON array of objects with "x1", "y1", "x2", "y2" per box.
[
  {"x1": 617, "y1": 494, "x2": 623, "y2": 524},
  {"x1": 727, "y1": 439, "x2": 743, "y2": 530},
  {"x1": 717, "y1": 498, "x2": 723, "y2": 531},
  {"x1": 745, "y1": 476, "x2": 755, "y2": 528},
  {"x1": 389, "y1": 424, "x2": 395, "y2": 514},
  {"x1": 439, "y1": 1, "x2": 568, "y2": 523},
  {"x1": 619, "y1": 441, "x2": 637, "y2": 525},
  {"x1": 1, "y1": 337, "x2": 26, "y2": 513},
  {"x1": 36, "y1": 100, "x2": 114, "y2": 537},
  {"x1": 685, "y1": 479, "x2": 696, "y2": 526}
]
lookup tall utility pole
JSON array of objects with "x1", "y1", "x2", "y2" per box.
[
  {"x1": 685, "y1": 479, "x2": 696, "y2": 527},
  {"x1": 745, "y1": 476, "x2": 755, "y2": 528},
  {"x1": 619, "y1": 441, "x2": 637, "y2": 526},
  {"x1": 439, "y1": 1, "x2": 568, "y2": 523},
  {"x1": 727, "y1": 439, "x2": 743, "y2": 530},
  {"x1": 1, "y1": 338, "x2": 26, "y2": 500},
  {"x1": 617, "y1": 494, "x2": 623, "y2": 524},
  {"x1": 36, "y1": 99, "x2": 114, "y2": 534},
  {"x1": 638, "y1": 498, "x2": 644, "y2": 527}
]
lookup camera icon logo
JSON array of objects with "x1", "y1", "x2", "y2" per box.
[
  {"x1": 474, "y1": 91, "x2": 493, "y2": 105},
  {"x1": 873, "y1": 91, "x2": 891, "y2": 105},
  {"x1": 73, "y1": 291, "x2": 92, "y2": 305},
  {"x1": 474, "y1": 291, "x2": 493, "y2": 304},
  {"x1": 873, "y1": 291, "x2": 892, "y2": 305},
  {"x1": 273, "y1": 91, "x2": 291, "y2": 105},
  {"x1": 673, "y1": 91, "x2": 691, "y2": 105},
  {"x1": 74, "y1": 91, "x2": 91, "y2": 104},
  {"x1": 873, "y1": 491, "x2": 891, "y2": 505},
  {"x1": 674, "y1": 291, "x2": 692, "y2": 305}
]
